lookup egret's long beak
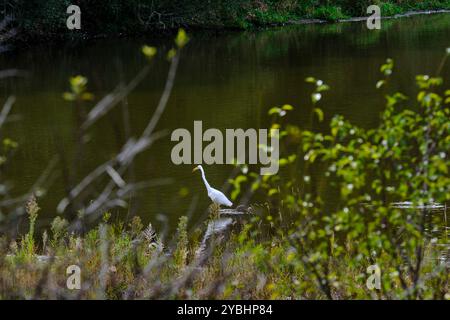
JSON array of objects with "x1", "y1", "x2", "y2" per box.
[{"x1": 192, "y1": 167, "x2": 199, "y2": 173}]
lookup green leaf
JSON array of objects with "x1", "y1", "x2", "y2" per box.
[
  {"x1": 175, "y1": 28, "x2": 189, "y2": 48},
  {"x1": 317, "y1": 84, "x2": 330, "y2": 92},
  {"x1": 376, "y1": 80, "x2": 385, "y2": 89},
  {"x1": 268, "y1": 107, "x2": 281, "y2": 115},
  {"x1": 288, "y1": 154, "x2": 297, "y2": 163},
  {"x1": 313, "y1": 108, "x2": 324, "y2": 122},
  {"x1": 141, "y1": 45, "x2": 157, "y2": 59},
  {"x1": 278, "y1": 158, "x2": 289, "y2": 166},
  {"x1": 167, "y1": 48, "x2": 177, "y2": 60},
  {"x1": 70, "y1": 75, "x2": 87, "y2": 88},
  {"x1": 62, "y1": 92, "x2": 75, "y2": 101},
  {"x1": 311, "y1": 93, "x2": 322, "y2": 104}
]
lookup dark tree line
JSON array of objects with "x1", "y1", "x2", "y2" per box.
[{"x1": 2, "y1": 1, "x2": 450, "y2": 41}]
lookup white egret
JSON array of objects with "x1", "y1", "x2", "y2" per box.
[{"x1": 192, "y1": 165, "x2": 233, "y2": 207}]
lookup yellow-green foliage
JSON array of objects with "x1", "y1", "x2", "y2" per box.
[
  {"x1": 0, "y1": 200, "x2": 448, "y2": 299},
  {"x1": 17, "y1": 195, "x2": 40, "y2": 260}
]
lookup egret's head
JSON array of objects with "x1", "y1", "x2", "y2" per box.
[{"x1": 192, "y1": 165, "x2": 202, "y2": 173}]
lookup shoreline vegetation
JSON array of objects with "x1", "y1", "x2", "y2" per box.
[{"x1": 2, "y1": 1, "x2": 450, "y2": 45}]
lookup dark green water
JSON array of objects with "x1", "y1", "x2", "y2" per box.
[{"x1": 1, "y1": 13, "x2": 449, "y2": 232}]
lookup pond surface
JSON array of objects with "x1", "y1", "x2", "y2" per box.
[{"x1": 1, "y1": 13, "x2": 450, "y2": 232}]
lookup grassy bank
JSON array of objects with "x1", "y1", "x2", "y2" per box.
[
  {"x1": 3, "y1": 1, "x2": 450, "y2": 42},
  {"x1": 1, "y1": 199, "x2": 448, "y2": 299}
]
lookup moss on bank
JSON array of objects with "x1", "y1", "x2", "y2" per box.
[{"x1": 3, "y1": 0, "x2": 450, "y2": 42}]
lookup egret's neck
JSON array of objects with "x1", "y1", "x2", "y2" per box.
[{"x1": 199, "y1": 167, "x2": 211, "y2": 192}]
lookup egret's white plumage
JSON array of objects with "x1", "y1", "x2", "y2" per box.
[{"x1": 193, "y1": 165, "x2": 233, "y2": 207}]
